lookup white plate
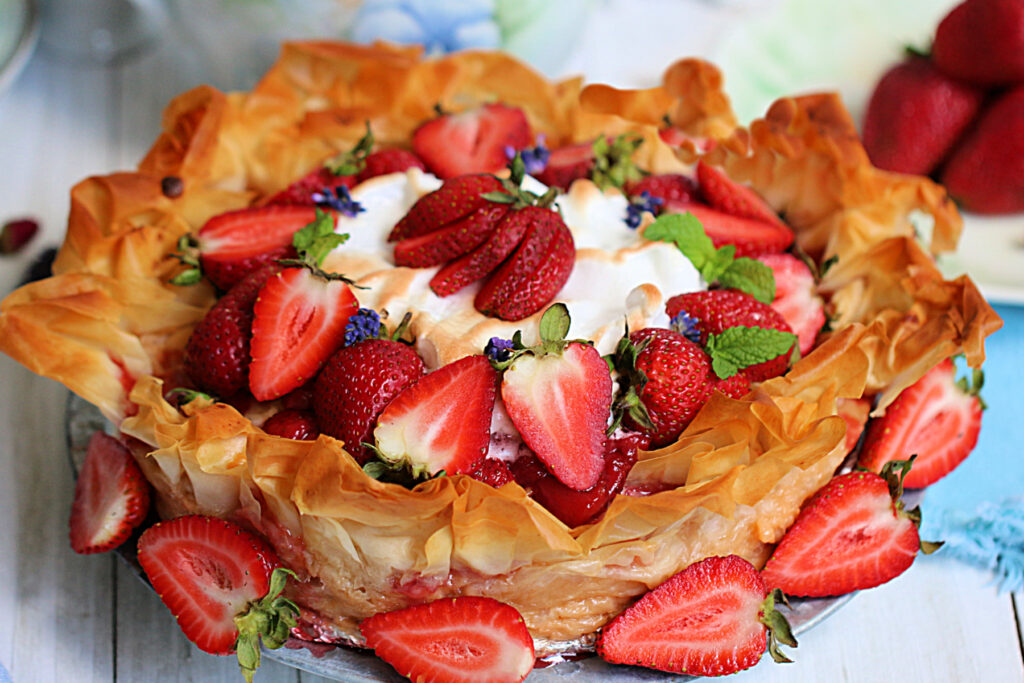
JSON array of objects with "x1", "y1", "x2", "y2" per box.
[
  {"x1": 714, "y1": 0, "x2": 1024, "y2": 305},
  {"x1": 0, "y1": 0, "x2": 38, "y2": 99}
]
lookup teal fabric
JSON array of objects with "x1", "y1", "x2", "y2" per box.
[{"x1": 920, "y1": 304, "x2": 1024, "y2": 590}]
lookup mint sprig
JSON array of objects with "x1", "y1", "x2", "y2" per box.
[
  {"x1": 705, "y1": 326, "x2": 797, "y2": 379},
  {"x1": 644, "y1": 212, "x2": 776, "y2": 304},
  {"x1": 291, "y1": 208, "x2": 350, "y2": 268}
]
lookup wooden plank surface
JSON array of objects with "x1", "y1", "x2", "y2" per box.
[{"x1": 1, "y1": 10, "x2": 1023, "y2": 683}]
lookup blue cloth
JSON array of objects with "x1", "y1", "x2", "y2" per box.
[
  {"x1": 0, "y1": 659, "x2": 10, "y2": 683},
  {"x1": 920, "y1": 303, "x2": 1024, "y2": 591}
]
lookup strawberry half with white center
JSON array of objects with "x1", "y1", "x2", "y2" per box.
[
  {"x1": 761, "y1": 461, "x2": 941, "y2": 597},
  {"x1": 696, "y1": 160, "x2": 787, "y2": 228},
  {"x1": 248, "y1": 210, "x2": 359, "y2": 401},
  {"x1": 371, "y1": 354, "x2": 499, "y2": 479},
  {"x1": 757, "y1": 252, "x2": 826, "y2": 355},
  {"x1": 596, "y1": 554, "x2": 797, "y2": 676},
  {"x1": 497, "y1": 304, "x2": 613, "y2": 491},
  {"x1": 858, "y1": 358, "x2": 984, "y2": 488},
  {"x1": 69, "y1": 431, "x2": 151, "y2": 554},
  {"x1": 137, "y1": 515, "x2": 299, "y2": 682},
  {"x1": 392, "y1": 155, "x2": 576, "y2": 321},
  {"x1": 412, "y1": 103, "x2": 531, "y2": 179},
  {"x1": 173, "y1": 205, "x2": 315, "y2": 291},
  {"x1": 360, "y1": 596, "x2": 535, "y2": 683}
]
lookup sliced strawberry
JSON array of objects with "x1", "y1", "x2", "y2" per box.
[
  {"x1": 69, "y1": 431, "x2": 151, "y2": 554},
  {"x1": 360, "y1": 596, "x2": 534, "y2": 683},
  {"x1": 697, "y1": 161, "x2": 785, "y2": 227},
  {"x1": 314, "y1": 339, "x2": 425, "y2": 464},
  {"x1": 184, "y1": 263, "x2": 278, "y2": 397},
  {"x1": 393, "y1": 203, "x2": 508, "y2": 268},
  {"x1": 412, "y1": 103, "x2": 532, "y2": 179},
  {"x1": 673, "y1": 204, "x2": 793, "y2": 257},
  {"x1": 625, "y1": 173, "x2": 699, "y2": 210},
  {"x1": 597, "y1": 555, "x2": 795, "y2": 676},
  {"x1": 760, "y1": 470, "x2": 921, "y2": 597},
  {"x1": 197, "y1": 205, "x2": 315, "y2": 290},
  {"x1": 502, "y1": 342, "x2": 612, "y2": 490},
  {"x1": 389, "y1": 174, "x2": 503, "y2": 242},
  {"x1": 262, "y1": 409, "x2": 319, "y2": 440},
  {"x1": 137, "y1": 515, "x2": 295, "y2": 663},
  {"x1": 513, "y1": 432, "x2": 642, "y2": 527},
  {"x1": 757, "y1": 253, "x2": 826, "y2": 355},
  {"x1": 837, "y1": 396, "x2": 872, "y2": 455},
  {"x1": 356, "y1": 148, "x2": 425, "y2": 183},
  {"x1": 373, "y1": 355, "x2": 499, "y2": 477},
  {"x1": 249, "y1": 267, "x2": 358, "y2": 401},
  {"x1": 430, "y1": 211, "x2": 531, "y2": 296},
  {"x1": 534, "y1": 141, "x2": 594, "y2": 189},
  {"x1": 474, "y1": 206, "x2": 575, "y2": 321},
  {"x1": 666, "y1": 289, "x2": 795, "y2": 382},
  {"x1": 858, "y1": 358, "x2": 983, "y2": 488}
]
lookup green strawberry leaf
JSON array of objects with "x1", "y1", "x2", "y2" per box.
[
  {"x1": 705, "y1": 326, "x2": 796, "y2": 379},
  {"x1": 539, "y1": 303, "x2": 571, "y2": 344},
  {"x1": 644, "y1": 212, "x2": 776, "y2": 303}
]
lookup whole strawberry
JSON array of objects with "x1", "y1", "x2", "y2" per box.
[
  {"x1": 932, "y1": 0, "x2": 1024, "y2": 87},
  {"x1": 183, "y1": 263, "x2": 277, "y2": 397},
  {"x1": 616, "y1": 327, "x2": 715, "y2": 449},
  {"x1": 314, "y1": 338, "x2": 425, "y2": 464},
  {"x1": 666, "y1": 289, "x2": 795, "y2": 382},
  {"x1": 940, "y1": 86, "x2": 1024, "y2": 214},
  {"x1": 861, "y1": 57, "x2": 984, "y2": 176}
]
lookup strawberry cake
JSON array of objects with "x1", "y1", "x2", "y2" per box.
[{"x1": 0, "y1": 42, "x2": 1003, "y2": 679}]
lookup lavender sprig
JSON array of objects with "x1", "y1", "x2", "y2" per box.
[
  {"x1": 624, "y1": 191, "x2": 663, "y2": 229},
  {"x1": 312, "y1": 185, "x2": 366, "y2": 218}
]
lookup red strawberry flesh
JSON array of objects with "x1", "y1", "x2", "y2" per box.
[
  {"x1": 757, "y1": 252, "x2": 825, "y2": 355},
  {"x1": 596, "y1": 554, "x2": 770, "y2": 676},
  {"x1": 534, "y1": 141, "x2": 594, "y2": 189},
  {"x1": 360, "y1": 596, "x2": 534, "y2": 683},
  {"x1": 263, "y1": 409, "x2": 319, "y2": 440},
  {"x1": 430, "y1": 212, "x2": 530, "y2": 297},
  {"x1": 136, "y1": 515, "x2": 278, "y2": 655},
  {"x1": 412, "y1": 103, "x2": 531, "y2": 179},
  {"x1": 249, "y1": 267, "x2": 358, "y2": 401},
  {"x1": 670, "y1": 204, "x2": 793, "y2": 257},
  {"x1": 69, "y1": 431, "x2": 151, "y2": 554},
  {"x1": 697, "y1": 161, "x2": 786, "y2": 227},
  {"x1": 760, "y1": 470, "x2": 920, "y2": 597}
]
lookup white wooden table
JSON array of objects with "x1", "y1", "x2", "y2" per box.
[{"x1": 1, "y1": 5, "x2": 1022, "y2": 683}]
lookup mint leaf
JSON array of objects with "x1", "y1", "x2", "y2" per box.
[
  {"x1": 719, "y1": 257, "x2": 776, "y2": 304},
  {"x1": 705, "y1": 326, "x2": 797, "y2": 379},
  {"x1": 293, "y1": 208, "x2": 349, "y2": 267},
  {"x1": 539, "y1": 303, "x2": 571, "y2": 343},
  {"x1": 645, "y1": 212, "x2": 776, "y2": 303}
]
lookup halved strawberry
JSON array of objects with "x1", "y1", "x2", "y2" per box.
[
  {"x1": 597, "y1": 555, "x2": 796, "y2": 676},
  {"x1": 412, "y1": 103, "x2": 532, "y2": 179},
  {"x1": 249, "y1": 267, "x2": 358, "y2": 401},
  {"x1": 429, "y1": 214, "x2": 531, "y2": 296},
  {"x1": 626, "y1": 173, "x2": 699, "y2": 210},
  {"x1": 838, "y1": 396, "x2": 872, "y2": 455},
  {"x1": 474, "y1": 206, "x2": 575, "y2": 321},
  {"x1": 393, "y1": 203, "x2": 508, "y2": 268},
  {"x1": 500, "y1": 307, "x2": 612, "y2": 490},
  {"x1": 674, "y1": 204, "x2": 793, "y2": 257},
  {"x1": 697, "y1": 161, "x2": 786, "y2": 227},
  {"x1": 534, "y1": 141, "x2": 594, "y2": 189},
  {"x1": 314, "y1": 339, "x2": 425, "y2": 464},
  {"x1": 360, "y1": 596, "x2": 534, "y2": 683},
  {"x1": 195, "y1": 205, "x2": 315, "y2": 291},
  {"x1": 389, "y1": 174, "x2": 503, "y2": 242},
  {"x1": 858, "y1": 358, "x2": 983, "y2": 488},
  {"x1": 666, "y1": 289, "x2": 795, "y2": 382},
  {"x1": 757, "y1": 253, "x2": 826, "y2": 355},
  {"x1": 137, "y1": 515, "x2": 298, "y2": 681},
  {"x1": 373, "y1": 355, "x2": 499, "y2": 477},
  {"x1": 760, "y1": 468, "x2": 926, "y2": 597},
  {"x1": 69, "y1": 431, "x2": 151, "y2": 554}
]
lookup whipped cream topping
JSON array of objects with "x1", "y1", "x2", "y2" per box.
[{"x1": 323, "y1": 170, "x2": 703, "y2": 369}]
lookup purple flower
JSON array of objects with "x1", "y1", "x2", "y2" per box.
[
  {"x1": 312, "y1": 185, "x2": 365, "y2": 217},
  {"x1": 344, "y1": 308, "x2": 382, "y2": 346},
  {"x1": 506, "y1": 135, "x2": 550, "y2": 175},
  {"x1": 484, "y1": 337, "x2": 515, "y2": 363},
  {"x1": 670, "y1": 310, "x2": 702, "y2": 344},
  {"x1": 624, "y1": 191, "x2": 663, "y2": 229}
]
